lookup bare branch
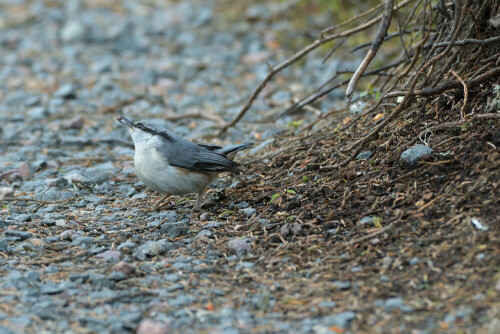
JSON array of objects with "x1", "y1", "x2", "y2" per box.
[
  {"x1": 432, "y1": 35, "x2": 500, "y2": 48},
  {"x1": 346, "y1": 0, "x2": 394, "y2": 101},
  {"x1": 327, "y1": 0, "x2": 469, "y2": 169},
  {"x1": 449, "y1": 70, "x2": 468, "y2": 120},
  {"x1": 218, "y1": 0, "x2": 416, "y2": 134},
  {"x1": 385, "y1": 66, "x2": 500, "y2": 97}
]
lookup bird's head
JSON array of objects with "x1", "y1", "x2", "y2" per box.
[{"x1": 117, "y1": 114, "x2": 158, "y2": 144}]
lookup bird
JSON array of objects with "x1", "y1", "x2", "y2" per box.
[{"x1": 116, "y1": 114, "x2": 252, "y2": 210}]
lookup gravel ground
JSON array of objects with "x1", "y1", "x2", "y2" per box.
[
  {"x1": 3, "y1": 1, "x2": 499, "y2": 334},
  {"x1": 0, "y1": 1, "x2": 349, "y2": 333}
]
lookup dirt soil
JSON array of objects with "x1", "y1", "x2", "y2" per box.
[{"x1": 124, "y1": 87, "x2": 499, "y2": 332}]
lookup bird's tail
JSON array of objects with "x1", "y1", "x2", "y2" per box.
[{"x1": 217, "y1": 142, "x2": 253, "y2": 160}]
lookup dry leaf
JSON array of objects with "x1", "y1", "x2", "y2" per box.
[
  {"x1": 329, "y1": 325, "x2": 346, "y2": 334},
  {"x1": 205, "y1": 302, "x2": 215, "y2": 311}
]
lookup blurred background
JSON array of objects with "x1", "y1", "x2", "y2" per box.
[{"x1": 0, "y1": 0, "x2": 383, "y2": 145}]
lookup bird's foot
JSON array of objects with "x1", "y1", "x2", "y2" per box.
[{"x1": 151, "y1": 195, "x2": 171, "y2": 211}]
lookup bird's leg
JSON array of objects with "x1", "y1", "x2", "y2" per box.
[
  {"x1": 189, "y1": 190, "x2": 208, "y2": 213},
  {"x1": 192, "y1": 191, "x2": 203, "y2": 212},
  {"x1": 152, "y1": 195, "x2": 170, "y2": 211},
  {"x1": 199, "y1": 192, "x2": 216, "y2": 209}
]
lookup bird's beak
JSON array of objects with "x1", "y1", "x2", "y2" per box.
[{"x1": 117, "y1": 114, "x2": 134, "y2": 130}]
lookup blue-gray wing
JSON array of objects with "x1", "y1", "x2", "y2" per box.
[{"x1": 157, "y1": 132, "x2": 239, "y2": 172}]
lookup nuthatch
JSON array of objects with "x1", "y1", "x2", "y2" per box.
[{"x1": 117, "y1": 115, "x2": 252, "y2": 210}]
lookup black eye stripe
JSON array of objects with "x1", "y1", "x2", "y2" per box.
[{"x1": 135, "y1": 122, "x2": 154, "y2": 133}]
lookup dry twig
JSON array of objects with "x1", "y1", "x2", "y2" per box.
[
  {"x1": 449, "y1": 69, "x2": 468, "y2": 120},
  {"x1": 346, "y1": 0, "x2": 394, "y2": 101}
]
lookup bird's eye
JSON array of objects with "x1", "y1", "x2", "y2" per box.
[{"x1": 136, "y1": 123, "x2": 143, "y2": 129}]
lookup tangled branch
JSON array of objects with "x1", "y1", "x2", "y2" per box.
[
  {"x1": 220, "y1": 0, "x2": 500, "y2": 172},
  {"x1": 218, "y1": 0, "x2": 416, "y2": 134}
]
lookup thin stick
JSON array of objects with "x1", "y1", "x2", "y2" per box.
[
  {"x1": 346, "y1": 0, "x2": 394, "y2": 101},
  {"x1": 406, "y1": 113, "x2": 500, "y2": 147},
  {"x1": 321, "y1": 2, "x2": 384, "y2": 37},
  {"x1": 431, "y1": 35, "x2": 500, "y2": 48},
  {"x1": 349, "y1": 30, "x2": 415, "y2": 53},
  {"x1": 323, "y1": 37, "x2": 348, "y2": 64},
  {"x1": 2, "y1": 197, "x2": 74, "y2": 205},
  {"x1": 386, "y1": 66, "x2": 500, "y2": 97},
  {"x1": 345, "y1": 222, "x2": 394, "y2": 246},
  {"x1": 164, "y1": 111, "x2": 224, "y2": 124},
  {"x1": 449, "y1": 70, "x2": 468, "y2": 120}
]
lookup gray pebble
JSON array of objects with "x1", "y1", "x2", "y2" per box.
[
  {"x1": 4, "y1": 230, "x2": 32, "y2": 241},
  {"x1": 160, "y1": 218, "x2": 190, "y2": 238},
  {"x1": 164, "y1": 273, "x2": 181, "y2": 282},
  {"x1": 204, "y1": 222, "x2": 223, "y2": 229},
  {"x1": 476, "y1": 253, "x2": 486, "y2": 261},
  {"x1": 169, "y1": 294, "x2": 195, "y2": 307},
  {"x1": 134, "y1": 240, "x2": 174, "y2": 260},
  {"x1": 377, "y1": 297, "x2": 414, "y2": 313},
  {"x1": 171, "y1": 262, "x2": 191, "y2": 270},
  {"x1": 318, "y1": 300, "x2": 336, "y2": 308},
  {"x1": 382, "y1": 256, "x2": 393, "y2": 269},
  {"x1": 117, "y1": 240, "x2": 136, "y2": 251},
  {"x1": 71, "y1": 236, "x2": 95, "y2": 247},
  {"x1": 41, "y1": 283, "x2": 66, "y2": 295},
  {"x1": 380, "y1": 275, "x2": 390, "y2": 282},
  {"x1": 25, "y1": 96, "x2": 41, "y2": 107},
  {"x1": 27, "y1": 107, "x2": 49, "y2": 120},
  {"x1": 36, "y1": 189, "x2": 74, "y2": 202},
  {"x1": 400, "y1": 144, "x2": 433, "y2": 166},
  {"x1": 16, "y1": 213, "x2": 39, "y2": 222},
  {"x1": 24, "y1": 270, "x2": 41, "y2": 283},
  {"x1": 60, "y1": 20, "x2": 86, "y2": 42},
  {"x1": 7, "y1": 316, "x2": 32, "y2": 332},
  {"x1": 44, "y1": 236, "x2": 60, "y2": 244},
  {"x1": 240, "y1": 207, "x2": 256, "y2": 217},
  {"x1": 44, "y1": 266, "x2": 59, "y2": 274},
  {"x1": 384, "y1": 297, "x2": 404, "y2": 309},
  {"x1": 236, "y1": 262, "x2": 255, "y2": 270},
  {"x1": 0, "y1": 238, "x2": 8, "y2": 252},
  {"x1": 69, "y1": 273, "x2": 89, "y2": 283},
  {"x1": 236, "y1": 201, "x2": 249, "y2": 209},
  {"x1": 333, "y1": 281, "x2": 351, "y2": 290},
  {"x1": 108, "y1": 271, "x2": 127, "y2": 281},
  {"x1": 167, "y1": 283, "x2": 185, "y2": 292},
  {"x1": 53, "y1": 84, "x2": 76, "y2": 99},
  {"x1": 199, "y1": 212, "x2": 211, "y2": 221},
  {"x1": 150, "y1": 211, "x2": 178, "y2": 224},
  {"x1": 132, "y1": 192, "x2": 148, "y2": 200},
  {"x1": 96, "y1": 250, "x2": 121, "y2": 261},
  {"x1": 356, "y1": 151, "x2": 373, "y2": 160},
  {"x1": 142, "y1": 241, "x2": 166, "y2": 256},
  {"x1": 197, "y1": 230, "x2": 212, "y2": 237},
  {"x1": 82, "y1": 162, "x2": 119, "y2": 185},
  {"x1": 228, "y1": 238, "x2": 252, "y2": 254},
  {"x1": 321, "y1": 311, "x2": 356, "y2": 329},
  {"x1": 351, "y1": 266, "x2": 363, "y2": 273},
  {"x1": 359, "y1": 216, "x2": 374, "y2": 225},
  {"x1": 89, "y1": 274, "x2": 114, "y2": 289}
]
